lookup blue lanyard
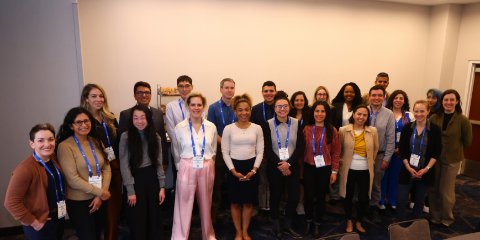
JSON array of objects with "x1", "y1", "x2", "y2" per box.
[
  {"x1": 370, "y1": 109, "x2": 379, "y2": 126},
  {"x1": 312, "y1": 126, "x2": 325, "y2": 156},
  {"x1": 411, "y1": 124, "x2": 426, "y2": 155},
  {"x1": 101, "y1": 118, "x2": 112, "y2": 147},
  {"x1": 33, "y1": 152, "x2": 64, "y2": 202},
  {"x1": 178, "y1": 99, "x2": 185, "y2": 120},
  {"x1": 273, "y1": 117, "x2": 291, "y2": 150},
  {"x1": 73, "y1": 135, "x2": 101, "y2": 177},
  {"x1": 218, "y1": 99, "x2": 235, "y2": 126},
  {"x1": 262, "y1": 102, "x2": 275, "y2": 122},
  {"x1": 189, "y1": 120, "x2": 206, "y2": 157},
  {"x1": 300, "y1": 118, "x2": 304, "y2": 126}
]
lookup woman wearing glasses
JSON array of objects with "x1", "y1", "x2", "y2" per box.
[
  {"x1": 80, "y1": 83, "x2": 121, "y2": 240},
  {"x1": 57, "y1": 107, "x2": 111, "y2": 240},
  {"x1": 5, "y1": 123, "x2": 66, "y2": 240},
  {"x1": 264, "y1": 91, "x2": 304, "y2": 239},
  {"x1": 171, "y1": 93, "x2": 218, "y2": 240}
]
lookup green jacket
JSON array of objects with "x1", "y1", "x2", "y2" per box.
[{"x1": 430, "y1": 112, "x2": 472, "y2": 163}]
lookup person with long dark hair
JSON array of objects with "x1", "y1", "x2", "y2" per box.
[
  {"x1": 429, "y1": 89, "x2": 472, "y2": 227},
  {"x1": 57, "y1": 107, "x2": 111, "y2": 240},
  {"x1": 80, "y1": 83, "x2": 121, "y2": 240},
  {"x1": 339, "y1": 105, "x2": 379, "y2": 233},
  {"x1": 5, "y1": 123, "x2": 66, "y2": 240},
  {"x1": 302, "y1": 101, "x2": 340, "y2": 237},
  {"x1": 289, "y1": 91, "x2": 311, "y2": 130},
  {"x1": 426, "y1": 88, "x2": 442, "y2": 118},
  {"x1": 119, "y1": 105, "x2": 165, "y2": 239},
  {"x1": 264, "y1": 91, "x2": 304, "y2": 239}
]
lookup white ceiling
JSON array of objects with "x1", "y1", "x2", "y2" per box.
[{"x1": 375, "y1": 0, "x2": 480, "y2": 5}]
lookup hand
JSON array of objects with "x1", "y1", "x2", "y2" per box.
[
  {"x1": 282, "y1": 168, "x2": 292, "y2": 176},
  {"x1": 330, "y1": 173, "x2": 337, "y2": 184},
  {"x1": 100, "y1": 190, "x2": 111, "y2": 201},
  {"x1": 159, "y1": 188, "x2": 165, "y2": 205},
  {"x1": 31, "y1": 219, "x2": 45, "y2": 231},
  {"x1": 128, "y1": 195, "x2": 137, "y2": 207},
  {"x1": 277, "y1": 161, "x2": 290, "y2": 172},
  {"x1": 232, "y1": 170, "x2": 246, "y2": 180},
  {"x1": 89, "y1": 197, "x2": 102, "y2": 214},
  {"x1": 416, "y1": 168, "x2": 429, "y2": 177},
  {"x1": 243, "y1": 171, "x2": 255, "y2": 181},
  {"x1": 381, "y1": 160, "x2": 389, "y2": 170},
  {"x1": 406, "y1": 166, "x2": 419, "y2": 178}
]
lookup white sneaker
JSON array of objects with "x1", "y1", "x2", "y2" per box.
[
  {"x1": 296, "y1": 203, "x2": 305, "y2": 215},
  {"x1": 391, "y1": 205, "x2": 397, "y2": 209},
  {"x1": 379, "y1": 204, "x2": 386, "y2": 210},
  {"x1": 423, "y1": 206, "x2": 429, "y2": 213},
  {"x1": 409, "y1": 202, "x2": 415, "y2": 209}
]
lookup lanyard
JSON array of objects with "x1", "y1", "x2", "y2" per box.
[
  {"x1": 101, "y1": 118, "x2": 112, "y2": 147},
  {"x1": 219, "y1": 99, "x2": 235, "y2": 126},
  {"x1": 273, "y1": 117, "x2": 291, "y2": 150},
  {"x1": 411, "y1": 123, "x2": 426, "y2": 155},
  {"x1": 178, "y1": 99, "x2": 185, "y2": 120},
  {"x1": 262, "y1": 102, "x2": 275, "y2": 122},
  {"x1": 189, "y1": 120, "x2": 206, "y2": 157},
  {"x1": 370, "y1": 108, "x2": 379, "y2": 126},
  {"x1": 73, "y1": 135, "x2": 101, "y2": 177},
  {"x1": 312, "y1": 126, "x2": 325, "y2": 156},
  {"x1": 300, "y1": 118, "x2": 304, "y2": 126},
  {"x1": 33, "y1": 152, "x2": 64, "y2": 202},
  {"x1": 394, "y1": 111, "x2": 409, "y2": 143}
]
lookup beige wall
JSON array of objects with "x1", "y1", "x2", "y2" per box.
[{"x1": 78, "y1": 0, "x2": 432, "y2": 114}]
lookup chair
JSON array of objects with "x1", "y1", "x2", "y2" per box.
[{"x1": 388, "y1": 219, "x2": 431, "y2": 240}]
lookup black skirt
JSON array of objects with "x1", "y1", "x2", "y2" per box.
[{"x1": 227, "y1": 158, "x2": 259, "y2": 204}]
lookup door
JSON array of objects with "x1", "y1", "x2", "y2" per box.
[{"x1": 463, "y1": 65, "x2": 480, "y2": 179}]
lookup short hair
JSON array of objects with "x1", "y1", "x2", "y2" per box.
[
  {"x1": 439, "y1": 89, "x2": 462, "y2": 113},
  {"x1": 232, "y1": 94, "x2": 252, "y2": 110},
  {"x1": 133, "y1": 81, "x2": 151, "y2": 94},
  {"x1": 177, "y1": 75, "x2": 192, "y2": 85},
  {"x1": 413, "y1": 100, "x2": 430, "y2": 112},
  {"x1": 377, "y1": 72, "x2": 389, "y2": 79},
  {"x1": 313, "y1": 86, "x2": 331, "y2": 104},
  {"x1": 369, "y1": 85, "x2": 386, "y2": 96},
  {"x1": 386, "y1": 90, "x2": 410, "y2": 112},
  {"x1": 186, "y1": 92, "x2": 207, "y2": 106},
  {"x1": 348, "y1": 104, "x2": 371, "y2": 127},
  {"x1": 220, "y1": 78, "x2": 235, "y2": 88},
  {"x1": 29, "y1": 123, "x2": 56, "y2": 141},
  {"x1": 262, "y1": 81, "x2": 276, "y2": 90}
]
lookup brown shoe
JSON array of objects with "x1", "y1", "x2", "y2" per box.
[
  {"x1": 345, "y1": 220, "x2": 353, "y2": 233},
  {"x1": 355, "y1": 222, "x2": 366, "y2": 233}
]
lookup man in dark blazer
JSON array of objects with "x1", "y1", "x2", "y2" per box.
[{"x1": 118, "y1": 81, "x2": 168, "y2": 167}]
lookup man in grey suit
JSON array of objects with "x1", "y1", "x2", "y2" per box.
[{"x1": 118, "y1": 81, "x2": 168, "y2": 167}]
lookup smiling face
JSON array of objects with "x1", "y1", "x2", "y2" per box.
[
  {"x1": 316, "y1": 89, "x2": 328, "y2": 102},
  {"x1": 220, "y1": 81, "x2": 235, "y2": 101},
  {"x1": 369, "y1": 89, "x2": 385, "y2": 108},
  {"x1": 353, "y1": 107, "x2": 369, "y2": 126},
  {"x1": 393, "y1": 93, "x2": 405, "y2": 110},
  {"x1": 442, "y1": 93, "x2": 458, "y2": 113},
  {"x1": 413, "y1": 102, "x2": 429, "y2": 123},
  {"x1": 375, "y1": 76, "x2": 389, "y2": 90},
  {"x1": 134, "y1": 86, "x2": 152, "y2": 106},
  {"x1": 343, "y1": 85, "x2": 355, "y2": 103},
  {"x1": 30, "y1": 130, "x2": 55, "y2": 160},
  {"x1": 132, "y1": 109, "x2": 148, "y2": 131},
  {"x1": 313, "y1": 104, "x2": 326, "y2": 124},
  {"x1": 177, "y1": 81, "x2": 193, "y2": 100},
  {"x1": 86, "y1": 87, "x2": 105, "y2": 112},
  {"x1": 71, "y1": 113, "x2": 91, "y2": 137},
  {"x1": 427, "y1": 92, "x2": 438, "y2": 108},
  {"x1": 274, "y1": 99, "x2": 290, "y2": 119},
  {"x1": 262, "y1": 86, "x2": 276, "y2": 104},
  {"x1": 294, "y1": 94, "x2": 305, "y2": 110},
  {"x1": 188, "y1": 97, "x2": 205, "y2": 119},
  {"x1": 235, "y1": 102, "x2": 251, "y2": 123}
]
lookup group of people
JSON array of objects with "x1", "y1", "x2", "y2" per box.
[{"x1": 4, "y1": 72, "x2": 473, "y2": 240}]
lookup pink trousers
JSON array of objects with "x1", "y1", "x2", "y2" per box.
[{"x1": 171, "y1": 158, "x2": 216, "y2": 240}]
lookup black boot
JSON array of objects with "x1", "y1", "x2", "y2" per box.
[
  {"x1": 312, "y1": 223, "x2": 321, "y2": 238},
  {"x1": 304, "y1": 221, "x2": 313, "y2": 236}
]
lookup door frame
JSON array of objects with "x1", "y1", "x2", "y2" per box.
[{"x1": 463, "y1": 60, "x2": 480, "y2": 117}]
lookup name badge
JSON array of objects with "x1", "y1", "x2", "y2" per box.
[
  {"x1": 105, "y1": 146, "x2": 116, "y2": 161},
  {"x1": 314, "y1": 155, "x2": 325, "y2": 168},
  {"x1": 396, "y1": 132, "x2": 401, "y2": 143},
  {"x1": 279, "y1": 147, "x2": 289, "y2": 161},
  {"x1": 409, "y1": 154, "x2": 420, "y2": 168},
  {"x1": 57, "y1": 200, "x2": 67, "y2": 219},
  {"x1": 89, "y1": 175, "x2": 102, "y2": 189},
  {"x1": 193, "y1": 155, "x2": 204, "y2": 169}
]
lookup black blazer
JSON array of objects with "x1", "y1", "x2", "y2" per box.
[
  {"x1": 118, "y1": 106, "x2": 168, "y2": 167},
  {"x1": 332, "y1": 102, "x2": 345, "y2": 130},
  {"x1": 398, "y1": 121, "x2": 442, "y2": 186}
]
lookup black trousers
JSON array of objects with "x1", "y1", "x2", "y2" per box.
[
  {"x1": 343, "y1": 169, "x2": 370, "y2": 221},
  {"x1": 304, "y1": 164, "x2": 331, "y2": 223},
  {"x1": 23, "y1": 217, "x2": 65, "y2": 240},
  {"x1": 268, "y1": 165, "x2": 300, "y2": 220},
  {"x1": 66, "y1": 198, "x2": 105, "y2": 240},
  {"x1": 128, "y1": 166, "x2": 162, "y2": 240}
]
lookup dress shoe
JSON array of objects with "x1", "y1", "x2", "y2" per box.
[
  {"x1": 284, "y1": 227, "x2": 302, "y2": 239},
  {"x1": 345, "y1": 220, "x2": 353, "y2": 233},
  {"x1": 355, "y1": 222, "x2": 366, "y2": 233},
  {"x1": 312, "y1": 223, "x2": 321, "y2": 238}
]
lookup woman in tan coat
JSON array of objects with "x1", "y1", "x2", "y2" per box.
[{"x1": 339, "y1": 104, "x2": 379, "y2": 233}]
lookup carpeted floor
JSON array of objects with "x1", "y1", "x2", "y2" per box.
[{"x1": 1, "y1": 175, "x2": 479, "y2": 240}]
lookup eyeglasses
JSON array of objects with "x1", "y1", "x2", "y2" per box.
[
  {"x1": 73, "y1": 119, "x2": 91, "y2": 126},
  {"x1": 316, "y1": 93, "x2": 327, "y2": 96},
  {"x1": 275, "y1": 104, "x2": 289, "y2": 110},
  {"x1": 177, "y1": 84, "x2": 192, "y2": 89},
  {"x1": 135, "y1": 91, "x2": 151, "y2": 96}
]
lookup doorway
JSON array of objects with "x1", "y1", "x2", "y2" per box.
[{"x1": 463, "y1": 63, "x2": 480, "y2": 179}]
